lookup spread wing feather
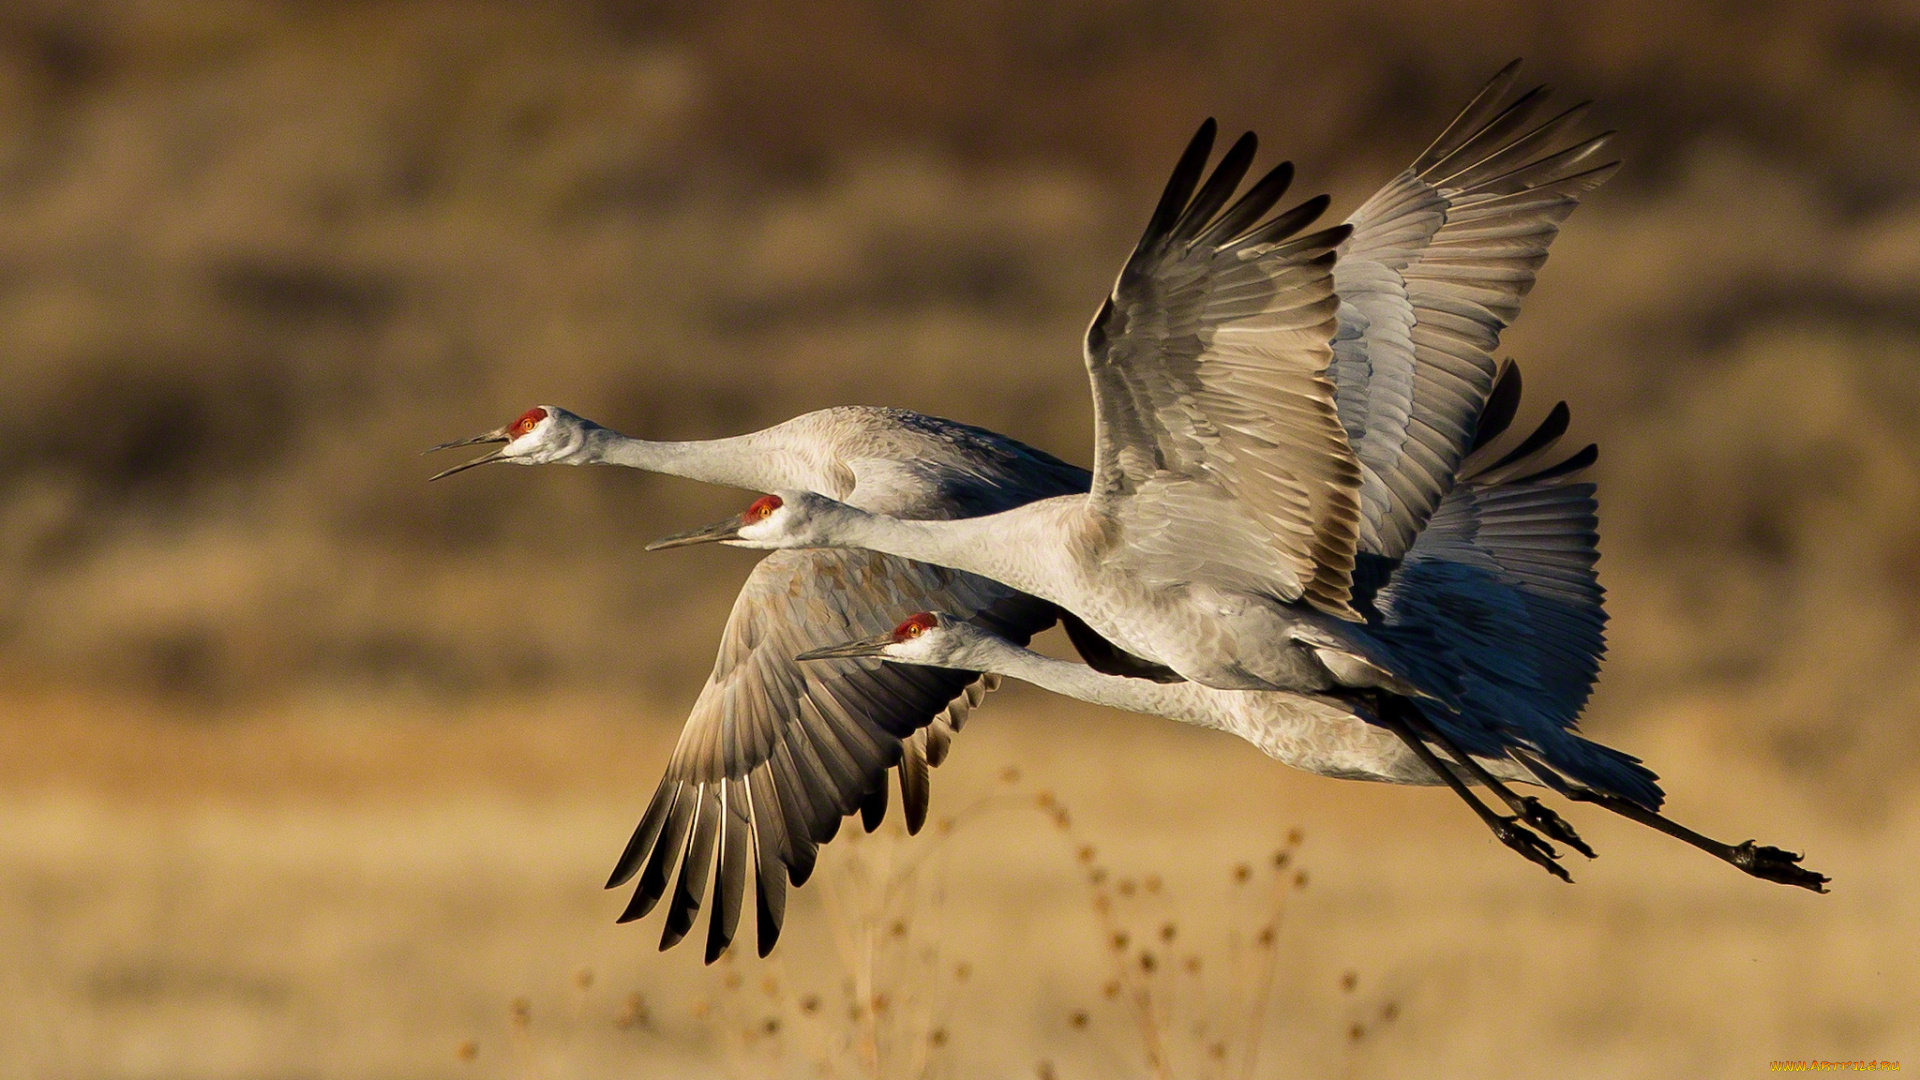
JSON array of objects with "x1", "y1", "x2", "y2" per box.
[
  {"x1": 1087, "y1": 119, "x2": 1362, "y2": 618},
  {"x1": 1367, "y1": 371, "x2": 1662, "y2": 809},
  {"x1": 1335, "y1": 60, "x2": 1618, "y2": 560},
  {"x1": 611, "y1": 548, "x2": 1052, "y2": 959}
]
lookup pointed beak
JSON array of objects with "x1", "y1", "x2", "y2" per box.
[
  {"x1": 794, "y1": 631, "x2": 896, "y2": 662},
  {"x1": 645, "y1": 516, "x2": 747, "y2": 551},
  {"x1": 424, "y1": 428, "x2": 510, "y2": 481}
]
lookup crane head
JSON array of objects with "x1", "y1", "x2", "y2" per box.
[
  {"x1": 794, "y1": 611, "x2": 983, "y2": 668},
  {"x1": 425, "y1": 405, "x2": 597, "y2": 480},
  {"x1": 645, "y1": 490, "x2": 848, "y2": 551}
]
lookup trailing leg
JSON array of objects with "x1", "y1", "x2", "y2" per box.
[
  {"x1": 1563, "y1": 787, "x2": 1829, "y2": 893},
  {"x1": 1373, "y1": 698, "x2": 1571, "y2": 883},
  {"x1": 1405, "y1": 712, "x2": 1597, "y2": 859}
]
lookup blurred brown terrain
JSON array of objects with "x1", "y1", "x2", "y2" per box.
[{"x1": 2, "y1": 1, "x2": 1919, "y2": 1076}]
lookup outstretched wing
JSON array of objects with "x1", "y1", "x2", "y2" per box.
[
  {"x1": 1365, "y1": 367, "x2": 1661, "y2": 809},
  {"x1": 607, "y1": 548, "x2": 1051, "y2": 962},
  {"x1": 1334, "y1": 60, "x2": 1618, "y2": 559},
  {"x1": 1087, "y1": 120, "x2": 1362, "y2": 619}
]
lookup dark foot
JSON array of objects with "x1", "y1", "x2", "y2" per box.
[
  {"x1": 1517, "y1": 796, "x2": 1596, "y2": 859},
  {"x1": 1494, "y1": 817, "x2": 1572, "y2": 883},
  {"x1": 1731, "y1": 841, "x2": 1830, "y2": 893}
]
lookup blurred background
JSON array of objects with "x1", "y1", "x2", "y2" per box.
[{"x1": 2, "y1": 1, "x2": 1917, "y2": 1076}]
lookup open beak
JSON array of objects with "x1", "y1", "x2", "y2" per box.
[
  {"x1": 794, "y1": 631, "x2": 895, "y2": 662},
  {"x1": 424, "y1": 428, "x2": 510, "y2": 481},
  {"x1": 645, "y1": 516, "x2": 747, "y2": 551}
]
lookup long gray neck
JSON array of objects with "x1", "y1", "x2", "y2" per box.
[
  {"x1": 585, "y1": 426, "x2": 802, "y2": 492},
  {"x1": 826, "y1": 499, "x2": 1073, "y2": 603},
  {"x1": 958, "y1": 636, "x2": 1222, "y2": 731}
]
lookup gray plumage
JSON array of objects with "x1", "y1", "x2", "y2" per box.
[
  {"x1": 431, "y1": 404, "x2": 1094, "y2": 960},
  {"x1": 1331, "y1": 60, "x2": 1618, "y2": 559},
  {"x1": 801, "y1": 366, "x2": 1823, "y2": 891},
  {"x1": 677, "y1": 79, "x2": 1612, "y2": 701},
  {"x1": 432, "y1": 65, "x2": 1656, "y2": 956}
]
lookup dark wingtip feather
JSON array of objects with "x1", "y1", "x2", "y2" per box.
[
  {"x1": 1486, "y1": 399, "x2": 1570, "y2": 474},
  {"x1": 755, "y1": 861, "x2": 786, "y2": 958},
  {"x1": 1515, "y1": 442, "x2": 1598, "y2": 484},
  {"x1": 606, "y1": 783, "x2": 675, "y2": 890},
  {"x1": 899, "y1": 736, "x2": 931, "y2": 835},
  {"x1": 1133, "y1": 119, "x2": 1219, "y2": 263},
  {"x1": 858, "y1": 780, "x2": 888, "y2": 833},
  {"x1": 1472, "y1": 359, "x2": 1523, "y2": 453},
  {"x1": 615, "y1": 886, "x2": 651, "y2": 924},
  {"x1": 1193, "y1": 160, "x2": 1293, "y2": 249},
  {"x1": 1170, "y1": 130, "x2": 1257, "y2": 244},
  {"x1": 704, "y1": 800, "x2": 750, "y2": 963},
  {"x1": 662, "y1": 792, "x2": 719, "y2": 951},
  {"x1": 624, "y1": 788, "x2": 695, "y2": 922},
  {"x1": 1227, "y1": 194, "x2": 1337, "y2": 253}
]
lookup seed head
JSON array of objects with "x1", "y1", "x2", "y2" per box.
[{"x1": 616, "y1": 992, "x2": 649, "y2": 1029}]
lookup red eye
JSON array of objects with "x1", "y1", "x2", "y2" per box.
[
  {"x1": 745, "y1": 494, "x2": 783, "y2": 521},
  {"x1": 511, "y1": 407, "x2": 547, "y2": 437},
  {"x1": 892, "y1": 612, "x2": 938, "y2": 641}
]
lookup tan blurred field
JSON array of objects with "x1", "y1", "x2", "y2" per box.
[
  {"x1": 2, "y1": 686, "x2": 1913, "y2": 1078},
  {"x1": 4, "y1": 1, "x2": 1920, "y2": 1075}
]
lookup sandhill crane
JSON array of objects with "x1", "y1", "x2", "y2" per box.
[
  {"x1": 433, "y1": 63, "x2": 1636, "y2": 957},
  {"x1": 651, "y1": 72, "x2": 1630, "y2": 877},
  {"x1": 791, "y1": 382, "x2": 1829, "y2": 892},
  {"x1": 432, "y1": 404, "x2": 1110, "y2": 961}
]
